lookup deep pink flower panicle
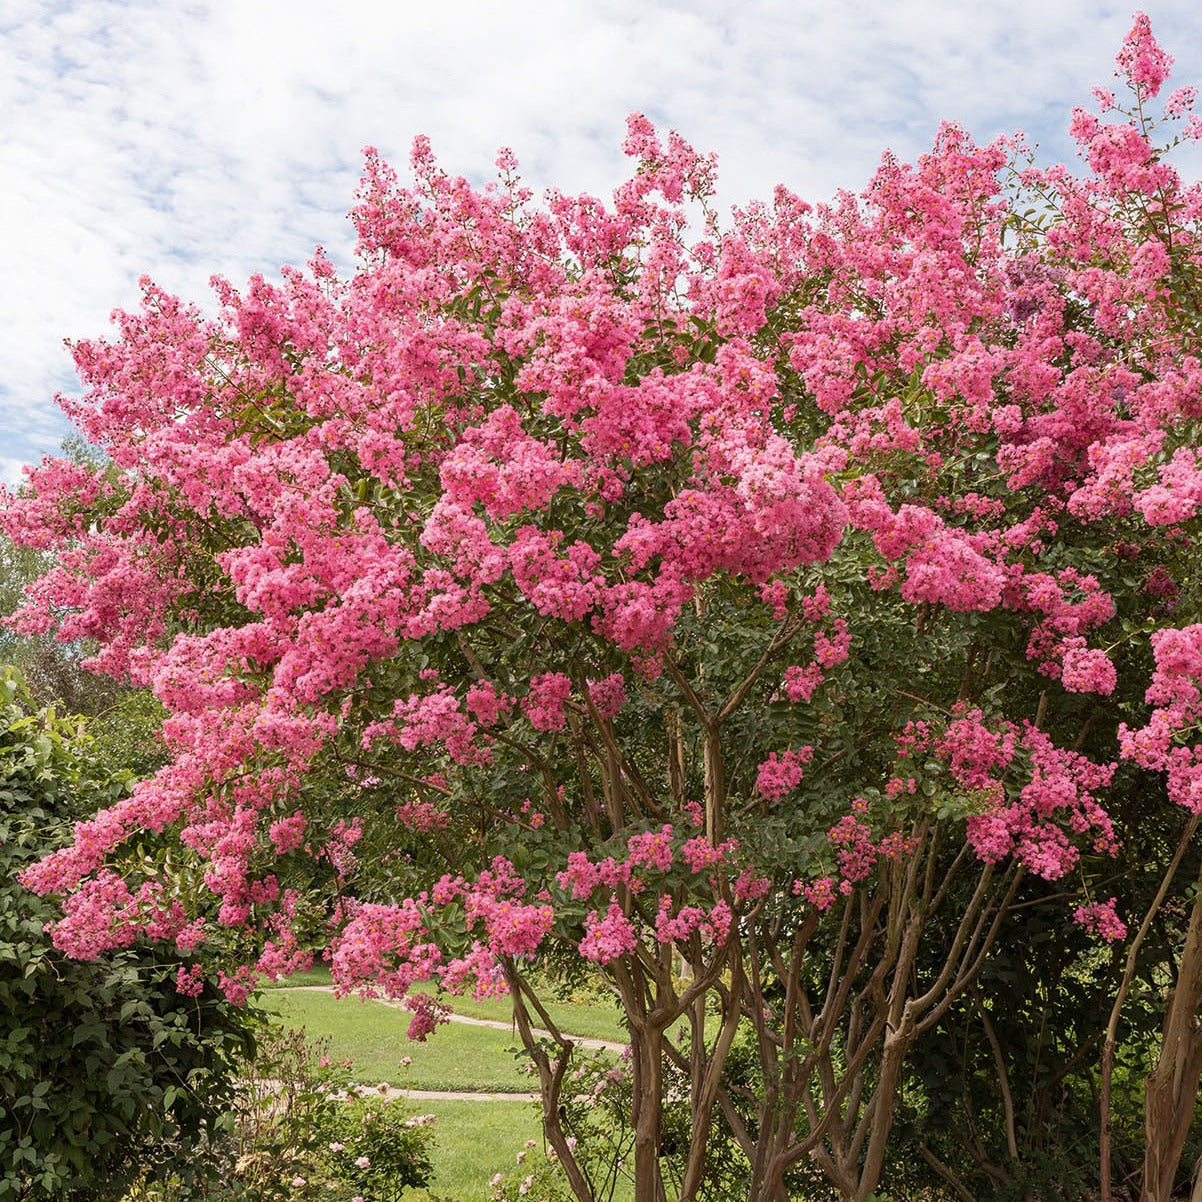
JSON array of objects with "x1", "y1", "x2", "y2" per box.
[{"x1": 1116, "y1": 12, "x2": 1172, "y2": 99}]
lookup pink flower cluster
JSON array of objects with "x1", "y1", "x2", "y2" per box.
[
  {"x1": 1120, "y1": 625, "x2": 1202, "y2": 813},
  {"x1": 1073, "y1": 897, "x2": 1127, "y2": 942},
  {"x1": 626, "y1": 825, "x2": 675, "y2": 873},
  {"x1": 653, "y1": 896, "x2": 733, "y2": 945},
  {"x1": 522, "y1": 673, "x2": 572, "y2": 732},
  {"x1": 755, "y1": 747, "x2": 814, "y2": 802},
  {"x1": 1060, "y1": 638, "x2": 1118, "y2": 695},
  {"x1": 579, "y1": 901, "x2": 638, "y2": 964},
  {"x1": 587, "y1": 672, "x2": 627, "y2": 720},
  {"x1": 555, "y1": 851, "x2": 633, "y2": 900},
  {"x1": 964, "y1": 726, "x2": 1117, "y2": 879}
]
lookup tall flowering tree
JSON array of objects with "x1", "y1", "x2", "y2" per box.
[{"x1": 5, "y1": 15, "x2": 1202, "y2": 1201}]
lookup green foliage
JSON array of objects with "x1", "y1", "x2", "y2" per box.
[
  {"x1": 0, "y1": 667, "x2": 253, "y2": 1200},
  {"x1": 314, "y1": 1090, "x2": 435, "y2": 1202},
  {"x1": 131, "y1": 1024, "x2": 436, "y2": 1202}
]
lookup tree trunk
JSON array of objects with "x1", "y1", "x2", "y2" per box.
[
  {"x1": 631, "y1": 1024, "x2": 667, "y2": 1202},
  {"x1": 1142, "y1": 874, "x2": 1202, "y2": 1202}
]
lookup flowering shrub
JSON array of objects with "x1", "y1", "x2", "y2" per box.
[
  {"x1": 5, "y1": 13, "x2": 1202, "y2": 1202},
  {"x1": 131, "y1": 1024, "x2": 435, "y2": 1202},
  {"x1": 313, "y1": 1089, "x2": 435, "y2": 1202}
]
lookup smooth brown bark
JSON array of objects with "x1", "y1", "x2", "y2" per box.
[
  {"x1": 1141, "y1": 861, "x2": 1202, "y2": 1202},
  {"x1": 1101, "y1": 815, "x2": 1199, "y2": 1202}
]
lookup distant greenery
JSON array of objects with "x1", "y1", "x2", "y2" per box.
[{"x1": 1, "y1": 525, "x2": 167, "y2": 778}]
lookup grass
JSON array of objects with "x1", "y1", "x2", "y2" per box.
[
  {"x1": 258, "y1": 964, "x2": 335, "y2": 989},
  {"x1": 262, "y1": 966, "x2": 631, "y2": 1044},
  {"x1": 405, "y1": 1098, "x2": 544, "y2": 1202},
  {"x1": 263, "y1": 988, "x2": 544, "y2": 1092}
]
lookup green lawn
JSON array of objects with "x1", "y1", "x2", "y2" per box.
[
  {"x1": 263, "y1": 967, "x2": 631, "y2": 1044},
  {"x1": 263, "y1": 988, "x2": 542, "y2": 1092},
  {"x1": 405, "y1": 1098, "x2": 544, "y2": 1202}
]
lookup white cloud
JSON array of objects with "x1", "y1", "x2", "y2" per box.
[{"x1": 3, "y1": 0, "x2": 1202, "y2": 484}]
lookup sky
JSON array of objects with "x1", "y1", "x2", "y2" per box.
[{"x1": 3, "y1": 0, "x2": 1202, "y2": 487}]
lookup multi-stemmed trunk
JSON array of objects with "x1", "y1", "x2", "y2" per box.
[{"x1": 731, "y1": 837, "x2": 1020, "y2": 1202}]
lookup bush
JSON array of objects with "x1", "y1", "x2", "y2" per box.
[
  {"x1": 0, "y1": 668, "x2": 256, "y2": 1201},
  {"x1": 129, "y1": 1024, "x2": 436, "y2": 1202}
]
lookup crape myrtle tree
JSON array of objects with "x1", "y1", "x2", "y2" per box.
[{"x1": 4, "y1": 14, "x2": 1202, "y2": 1202}]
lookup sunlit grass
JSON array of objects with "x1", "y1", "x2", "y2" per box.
[
  {"x1": 262, "y1": 966, "x2": 631, "y2": 1044},
  {"x1": 263, "y1": 988, "x2": 541, "y2": 1092},
  {"x1": 406, "y1": 1098, "x2": 543, "y2": 1202}
]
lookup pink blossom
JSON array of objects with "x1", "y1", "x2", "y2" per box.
[
  {"x1": 1074, "y1": 897, "x2": 1127, "y2": 942},
  {"x1": 579, "y1": 901, "x2": 638, "y2": 964},
  {"x1": 1116, "y1": 12, "x2": 1172, "y2": 98},
  {"x1": 587, "y1": 672, "x2": 627, "y2": 720},
  {"x1": 627, "y1": 825, "x2": 674, "y2": 872},
  {"x1": 1060, "y1": 639, "x2": 1117, "y2": 695},
  {"x1": 755, "y1": 748, "x2": 813, "y2": 802},
  {"x1": 522, "y1": 672, "x2": 572, "y2": 731}
]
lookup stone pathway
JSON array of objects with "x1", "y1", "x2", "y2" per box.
[{"x1": 388, "y1": 1088, "x2": 538, "y2": 1102}]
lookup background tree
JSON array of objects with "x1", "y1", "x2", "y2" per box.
[{"x1": 1, "y1": 434, "x2": 166, "y2": 776}]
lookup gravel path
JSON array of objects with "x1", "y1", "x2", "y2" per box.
[{"x1": 389, "y1": 1088, "x2": 538, "y2": 1102}]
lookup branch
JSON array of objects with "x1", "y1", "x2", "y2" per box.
[
  {"x1": 974, "y1": 988, "x2": 1020, "y2": 1161},
  {"x1": 715, "y1": 614, "x2": 803, "y2": 725},
  {"x1": 663, "y1": 648, "x2": 712, "y2": 726},
  {"x1": 917, "y1": 1142, "x2": 979, "y2": 1202},
  {"x1": 503, "y1": 961, "x2": 594, "y2": 1202}
]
